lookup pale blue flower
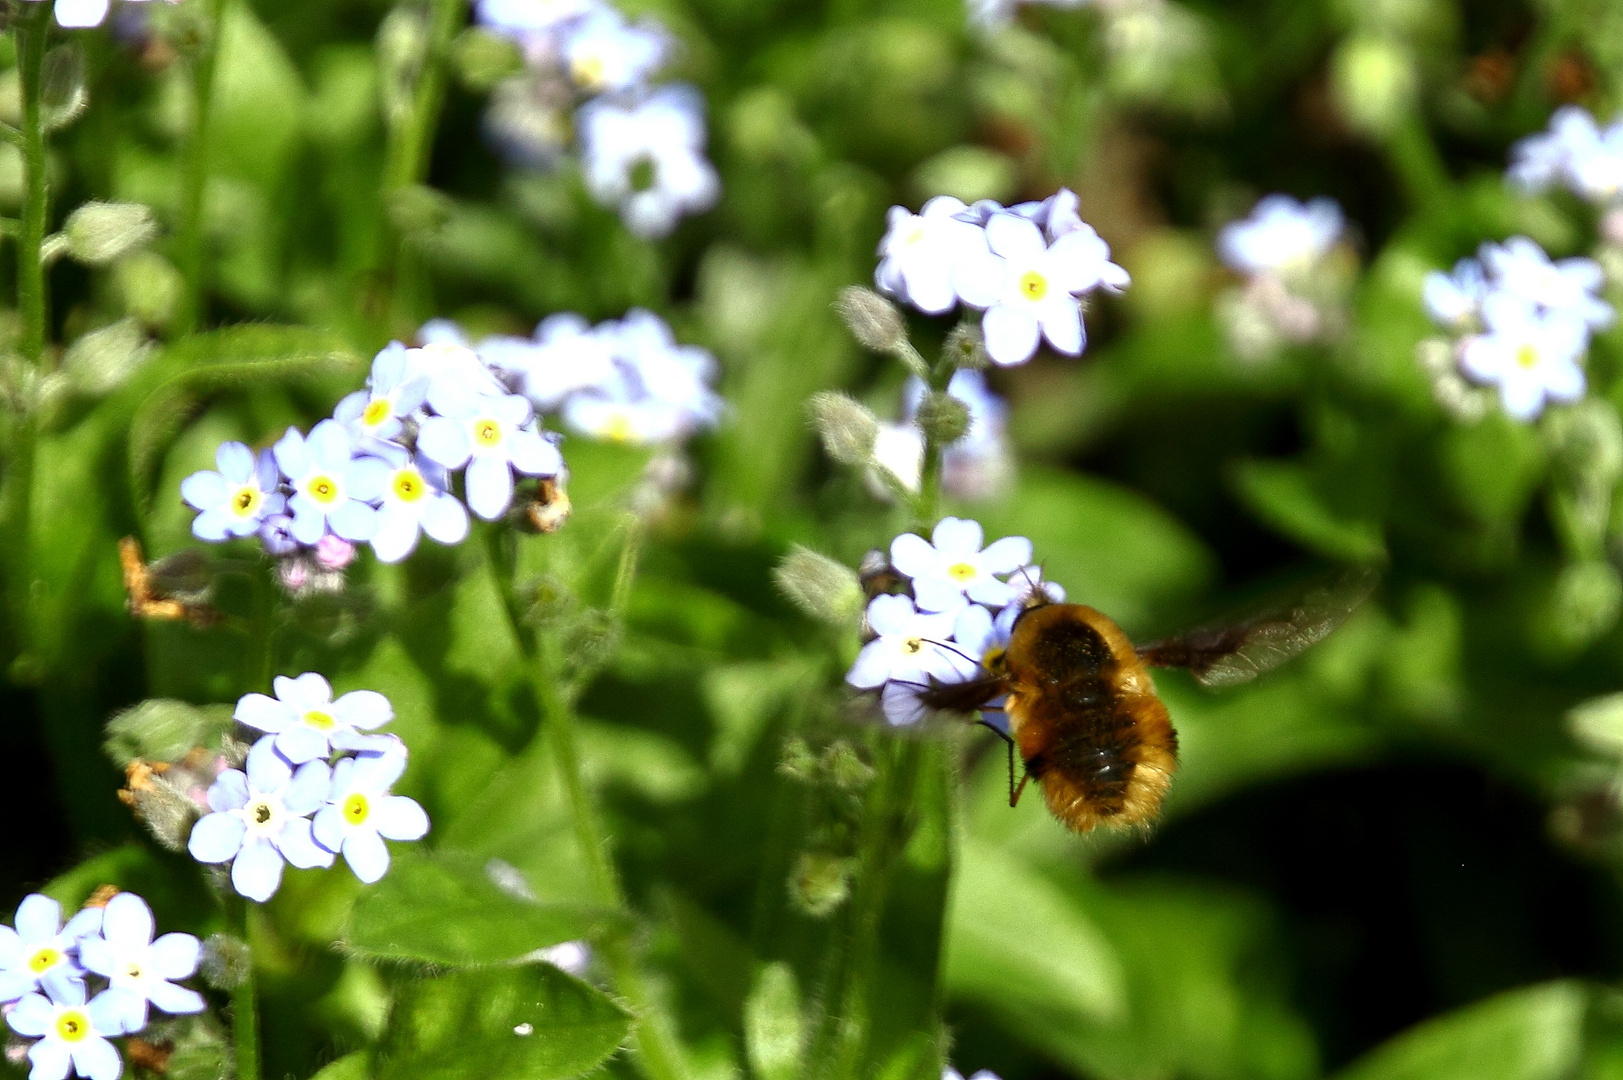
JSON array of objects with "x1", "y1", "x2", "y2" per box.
[
  {"x1": 563, "y1": 390, "x2": 687, "y2": 444},
  {"x1": 1509, "y1": 106, "x2": 1601, "y2": 192},
  {"x1": 234, "y1": 673, "x2": 394, "y2": 764},
  {"x1": 1216, "y1": 195, "x2": 1344, "y2": 275},
  {"x1": 407, "y1": 340, "x2": 506, "y2": 407},
  {"x1": 418, "y1": 388, "x2": 563, "y2": 519},
  {"x1": 615, "y1": 309, "x2": 725, "y2": 430},
  {"x1": 890, "y1": 517, "x2": 1032, "y2": 612},
  {"x1": 560, "y1": 9, "x2": 668, "y2": 94},
  {"x1": 1481, "y1": 237, "x2": 1615, "y2": 330},
  {"x1": 477, "y1": 0, "x2": 600, "y2": 47},
  {"x1": 845, "y1": 594, "x2": 975, "y2": 692},
  {"x1": 186, "y1": 736, "x2": 334, "y2": 903},
  {"x1": 6, "y1": 980, "x2": 127, "y2": 1080},
  {"x1": 22, "y1": 0, "x2": 130, "y2": 30},
  {"x1": 273, "y1": 422, "x2": 390, "y2": 546},
  {"x1": 258, "y1": 513, "x2": 300, "y2": 557},
  {"x1": 180, "y1": 442, "x2": 285, "y2": 542},
  {"x1": 77, "y1": 893, "x2": 203, "y2": 1033},
  {"x1": 0, "y1": 895, "x2": 101, "y2": 1004},
  {"x1": 578, "y1": 84, "x2": 719, "y2": 238},
  {"x1": 510, "y1": 314, "x2": 621, "y2": 409},
  {"x1": 371, "y1": 456, "x2": 470, "y2": 564},
  {"x1": 1460, "y1": 294, "x2": 1588, "y2": 421},
  {"x1": 1422, "y1": 258, "x2": 1487, "y2": 330},
  {"x1": 333, "y1": 343, "x2": 430, "y2": 448},
  {"x1": 876, "y1": 196, "x2": 986, "y2": 315},
  {"x1": 313, "y1": 741, "x2": 430, "y2": 884}
]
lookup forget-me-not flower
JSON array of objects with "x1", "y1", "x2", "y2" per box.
[
  {"x1": 187, "y1": 736, "x2": 334, "y2": 903},
  {"x1": 5, "y1": 980, "x2": 126, "y2": 1080},
  {"x1": 78, "y1": 893, "x2": 203, "y2": 1033},
  {"x1": 890, "y1": 517, "x2": 1033, "y2": 611},
  {"x1": 875, "y1": 196, "x2": 987, "y2": 316},
  {"x1": 0, "y1": 896, "x2": 102, "y2": 1004},
  {"x1": 1217, "y1": 195, "x2": 1344, "y2": 276},
  {"x1": 273, "y1": 421, "x2": 389, "y2": 546},
  {"x1": 234, "y1": 673, "x2": 394, "y2": 764},
  {"x1": 578, "y1": 84, "x2": 720, "y2": 239},
  {"x1": 1459, "y1": 294, "x2": 1588, "y2": 421},
  {"x1": 512, "y1": 313, "x2": 620, "y2": 409},
  {"x1": 180, "y1": 442, "x2": 286, "y2": 543},
  {"x1": 313, "y1": 743, "x2": 430, "y2": 884},
  {"x1": 845, "y1": 594, "x2": 976, "y2": 691},
  {"x1": 1481, "y1": 237, "x2": 1615, "y2": 330},
  {"x1": 418, "y1": 388, "x2": 564, "y2": 520},
  {"x1": 371, "y1": 456, "x2": 470, "y2": 564},
  {"x1": 333, "y1": 342, "x2": 430, "y2": 449},
  {"x1": 560, "y1": 10, "x2": 667, "y2": 93},
  {"x1": 1422, "y1": 258, "x2": 1488, "y2": 330}
]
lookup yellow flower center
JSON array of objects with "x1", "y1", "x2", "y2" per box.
[
  {"x1": 124, "y1": 961, "x2": 143, "y2": 980},
  {"x1": 1515, "y1": 343, "x2": 1540, "y2": 369},
  {"x1": 308, "y1": 474, "x2": 342, "y2": 505},
  {"x1": 343, "y1": 792, "x2": 370, "y2": 825},
  {"x1": 393, "y1": 469, "x2": 426, "y2": 503},
  {"x1": 1019, "y1": 270, "x2": 1049, "y2": 301},
  {"x1": 303, "y1": 709, "x2": 336, "y2": 731},
  {"x1": 248, "y1": 799, "x2": 275, "y2": 827},
  {"x1": 55, "y1": 1009, "x2": 90, "y2": 1043},
  {"x1": 28, "y1": 947, "x2": 60, "y2": 974},
  {"x1": 897, "y1": 217, "x2": 927, "y2": 250},
  {"x1": 473, "y1": 419, "x2": 503, "y2": 448},
  {"x1": 947, "y1": 561, "x2": 977, "y2": 582},
  {"x1": 362, "y1": 398, "x2": 392, "y2": 428},
  {"x1": 982, "y1": 645, "x2": 1007, "y2": 671},
  {"x1": 602, "y1": 414, "x2": 635, "y2": 443},
  {"x1": 900, "y1": 636, "x2": 923, "y2": 655},
  {"x1": 229, "y1": 486, "x2": 261, "y2": 517},
  {"x1": 571, "y1": 53, "x2": 607, "y2": 90}
]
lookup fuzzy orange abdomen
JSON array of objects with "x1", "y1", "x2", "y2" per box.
[{"x1": 1004, "y1": 604, "x2": 1179, "y2": 834}]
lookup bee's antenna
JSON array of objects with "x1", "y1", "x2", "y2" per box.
[{"x1": 926, "y1": 637, "x2": 985, "y2": 669}]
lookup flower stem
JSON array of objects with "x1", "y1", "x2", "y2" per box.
[
  {"x1": 173, "y1": 0, "x2": 228, "y2": 337},
  {"x1": 481, "y1": 523, "x2": 691, "y2": 1080},
  {"x1": 228, "y1": 900, "x2": 261, "y2": 1080},
  {"x1": 15, "y1": 0, "x2": 51, "y2": 366}
]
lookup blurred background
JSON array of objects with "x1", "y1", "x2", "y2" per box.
[{"x1": 7, "y1": 0, "x2": 1623, "y2": 1077}]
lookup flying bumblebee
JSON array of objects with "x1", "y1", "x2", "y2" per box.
[{"x1": 903, "y1": 570, "x2": 1377, "y2": 835}]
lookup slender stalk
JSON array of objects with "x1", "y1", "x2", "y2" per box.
[
  {"x1": 174, "y1": 0, "x2": 228, "y2": 336},
  {"x1": 482, "y1": 524, "x2": 690, "y2": 1080},
  {"x1": 1386, "y1": 116, "x2": 1451, "y2": 211},
  {"x1": 229, "y1": 900, "x2": 261, "y2": 1080},
  {"x1": 16, "y1": 0, "x2": 51, "y2": 365}
]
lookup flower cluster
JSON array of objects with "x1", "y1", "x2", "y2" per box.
[
  {"x1": 183, "y1": 338, "x2": 567, "y2": 572},
  {"x1": 477, "y1": 0, "x2": 718, "y2": 238},
  {"x1": 1215, "y1": 194, "x2": 1351, "y2": 360},
  {"x1": 186, "y1": 675, "x2": 428, "y2": 902},
  {"x1": 423, "y1": 309, "x2": 724, "y2": 446},
  {"x1": 1420, "y1": 237, "x2": 1614, "y2": 421},
  {"x1": 1509, "y1": 106, "x2": 1623, "y2": 206},
  {"x1": 2, "y1": 891, "x2": 204, "y2": 1080},
  {"x1": 846, "y1": 517, "x2": 1061, "y2": 726},
  {"x1": 874, "y1": 189, "x2": 1129, "y2": 367},
  {"x1": 869, "y1": 370, "x2": 1012, "y2": 502}
]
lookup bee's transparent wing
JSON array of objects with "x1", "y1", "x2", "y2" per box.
[{"x1": 1137, "y1": 568, "x2": 1378, "y2": 688}]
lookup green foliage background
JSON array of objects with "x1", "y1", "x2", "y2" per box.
[{"x1": 7, "y1": 0, "x2": 1623, "y2": 1077}]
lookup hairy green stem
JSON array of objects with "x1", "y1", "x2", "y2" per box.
[
  {"x1": 229, "y1": 900, "x2": 261, "y2": 1080},
  {"x1": 481, "y1": 524, "x2": 690, "y2": 1080},
  {"x1": 16, "y1": 1, "x2": 50, "y2": 365},
  {"x1": 174, "y1": 0, "x2": 227, "y2": 337}
]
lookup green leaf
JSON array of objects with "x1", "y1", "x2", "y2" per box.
[
  {"x1": 374, "y1": 964, "x2": 632, "y2": 1080},
  {"x1": 103, "y1": 699, "x2": 235, "y2": 766},
  {"x1": 1231, "y1": 458, "x2": 1387, "y2": 564},
  {"x1": 125, "y1": 324, "x2": 359, "y2": 520},
  {"x1": 1334, "y1": 981, "x2": 1588, "y2": 1080},
  {"x1": 345, "y1": 849, "x2": 620, "y2": 967},
  {"x1": 308, "y1": 1052, "x2": 371, "y2": 1080},
  {"x1": 745, "y1": 962, "x2": 804, "y2": 1080}
]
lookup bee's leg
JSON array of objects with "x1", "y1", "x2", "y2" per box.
[{"x1": 977, "y1": 718, "x2": 1021, "y2": 808}]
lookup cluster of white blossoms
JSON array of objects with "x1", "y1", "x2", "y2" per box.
[
  {"x1": 874, "y1": 188, "x2": 1130, "y2": 368},
  {"x1": 1509, "y1": 106, "x2": 1623, "y2": 207},
  {"x1": 477, "y1": 0, "x2": 718, "y2": 238},
  {"x1": 1421, "y1": 237, "x2": 1614, "y2": 421},
  {"x1": 1215, "y1": 194, "x2": 1350, "y2": 359},
  {"x1": 422, "y1": 308, "x2": 724, "y2": 445},
  {"x1": 186, "y1": 675, "x2": 428, "y2": 902},
  {"x1": 846, "y1": 517, "x2": 1062, "y2": 726},
  {"x1": 869, "y1": 370, "x2": 1013, "y2": 503},
  {"x1": 183, "y1": 337, "x2": 565, "y2": 573},
  {"x1": 2, "y1": 891, "x2": 204, "y2": 1080}
]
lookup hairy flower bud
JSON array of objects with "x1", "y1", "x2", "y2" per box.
[
  {"x1": 200, "y1": 935, "x2": 252, "y2": 991},
  {"x1": 1538, "y1": 560, "x2": 1623, "y2": 657},
  {"x1": 774, "y1": 545, "x2": 865, "y2": 627},
  {"x1": 915, "y1": 391, "x2": 970, "y2": 444},
  {"x1": 942, "y1": 319, "x2": 990, "y2": 371},
  {"x1": 808, "y1": 391, "x2": 878, "y2": 465},
  {"x1": 62, "y1": 201, "x2": 158, "y2": 265},
  {"x1": 1330, "y1": 36, "x2": 1416, "y2": 139},
  {"x1": 787, "y1": 852, "x2": 853, "y2": 918},
  {"x1": 834, "y1": 286, "x2": 908, "y2": 353},
  {"x1": 1569, "y1": 693, "x2": 1623, "y2": 757},
  {"x1": 64, "y1": 317, "x2": 152, "y2": 396}
]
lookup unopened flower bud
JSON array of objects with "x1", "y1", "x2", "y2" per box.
[
  {"x1": 808, "y1": 391, "x2": 878, "y2": 465},
  {"x1": 314, "y1": 535, "x2": 357, "y2": 570},
  {"x1": 451, "y1": 27, "x2": 524, "y2": 92},
  {"x1": 774, "y1": 545, "x2": 865, "y2": 627},
  {"x1": 1569, "y1": 693, "x2": 1623, "y2": 757},
  {"x1": 1545, "y1": 398, "x2": 1623, "y2": 491},
  {"x1": 62, "y1": 201, "x2": 158, "y2": 265},
  {"x1": 777, "y1": 736, "x2": 818, "y2": 783},
  {"x1": 915, "y1": 391, "x2": 970, "y2": 444},
  {"x1": 118, "y1": 766, "x2": 201, "y2": 852},
  {"x1": 788, "y1": 852, "x2": 853, "y2": 918},
  {"x1": 200, "y1": 935, "x2": 252, "y2": 991},
  {"x1": 834, "y1": 286, "x2": 908, "y2": 353},
  {"x1": 1538, "y1": 561, "x2": 1623, "y2": 656},
  {"x1": 63, "y1": 317, "x2": 151, "y2": 396},
  {"x1": 1330, "y1": 36, "x2": 1416, "y2": 139},
  {"x1": 113, "y1": 251, "x2": 182, "y2": 331},
  {"x1": 104, "y1": 699, "x2": 231, "y2": 767},
  {"x1": 820, "y1": 741, "x2": 874, "y2": 790},
  {"x1": 942, "y1": 320, "x2": 990, "y2": 371}
]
